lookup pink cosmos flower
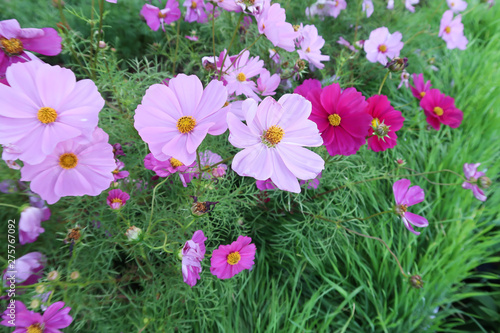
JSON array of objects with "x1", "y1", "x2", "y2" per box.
[
  {"x1": 405, "y1": 0, "x2": 419, "y2": 12},
  {"x1": 439, "y1": 10, "x2": 468, "y2": 50},
  {"x1": 398, "y1": 70, "x2": 410, "y2": 89},
  {"x1": 19, "y1": 206, "x2": 51, "y2": 245},
  {"x1": 256, "y1": 2, "x2": 298, "y2": 52},
  {"x1": 410, "y1": 73, "x2": 432, "y2": 100},
  {"x1": 387, "y1": 0, "x2": 394, "y2": 9},
  {"x1": 297, "y1": 25, "x2": 330, "y2": 70},
  {"x1": 393, "y1": 179, "x2": 428, "y2": 235},
  {"x1": 20, "y1": 128, "x2": 116, "y2": 205},
  {"x1": 144, "y1": 153, "x2": 192, "y2": 177},
  {"x1": 269, "y1": 48, "x2": 280, "y2": 64},
  {"x1": 227, "y1": 95, "x2": 324, "y2": 193},
  {"x1": 213, "y1": 0, "x2": 242, "y2": 12},
  {"x1": 447, "y1": 0, "x2": 467, "y2": 12},
  {"x1": 2, "y1": 252, "x2": 45, "y2": 287},
  {"x1": 294, "y1": 78, "x2": 322, "y2": 98},
  {"x1": 462, "y1": 163, "x2": 488, "y2": 202},
  {"x1": 419, "y1": 89, "x2": 463, "y2": 131},
  {"x1": 181, "y1": 230, "x2": 207, "y2": 287},
  {"x1": 184, "y1": 0, "x2": 208, "y2": 23},
  {"x1": 185, "y1": 35, "x2": 199, "y2": 41},
  {"x1": 337, "y1": 37, "x2": 357, "y2": 52},
  {"x1": 0, "y1": 19, "x2": 62, "y2": 79},
  {"x1": 196, "y1": 150, "x2": 228, "y2": 179},
  {"x1": 134, "y1": 74, "x2": 229, "y2": 165},
  {"x1": 364, "y1": 27, "x2": 404, "y2": 66},
  {"x1": 307, "y1": 83, "x2": 372, "y2": 156},
  {"x1": 210, "y1": 235, "x2": 256, "y2": 279},
  {"x1": 223, "y1": 50, "x2": 265, "y2": 100},
  {"x1": 1, "y1": 301, "x2": 73, "y2": 332},
  {"x1": 236, "y1": 0, "x2": 265, "y2": 14},
  {"x1": 140, "y1": 1, "x2": 182, "y2": 32},
  {"x1": 306, "y1": 0, "x2": 346, "y2": 18},
  {"x1": 107, "y1": 189, "x2": 130, "y2": 209},
  {"x1": 363, "y1": 0, "x2": 374, "y2": 17},
  {"x1": 0, "y1": 61, "x2": 104, "y2": 165},
  {"x1": 257, "y1": 70, "x2": 280, "y2": 96},
  {"x1": 365, "y1": 95, "x2": 404, "y2": 152},
  {"x1": 112, "y1": 160, "x2": 129, "y2": 181}
]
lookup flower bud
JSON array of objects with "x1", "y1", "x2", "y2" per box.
[
  {"x1": 35, "y1": 285, "x2": 46, "y2": 294},
  {"x1": 125, "y1": 226, "x2": 142, "y2": 241},
  {"x1": 70, "y1": 271, "x2": 80, "y2": 280},
  {"x1": 409, "y1": 275, "x2": 424, "y2": 289},
  {"x1": 395, "y1": 158, "x2": 406, "y2": 166},
  {"x1": 190, "y1": 196, "x2": 219, "y2": 216},
  {"x1": 294, "y1": 60, "x2": 306, "y2": 72},
  {"x1": 478, "y1": 176, "x2": 491, "y2": 189},
  {"x1": 385, "y1": 57, "x2": 408, "y2": 72},
  {"x1": 212, "y1": 166, "x2": 226, "y2": 178},
  {"x1": 98, "y1": 41, "x2": 106, "y2": 49},
  {"x1": 47, "y1": 270, "x2": 59, "y2": 281},
  {"x1": 30, "y1": 299, "x2": 41, "y2": 309},
  {"x1": 354, "y1": 40, "x2": 365, "y2": 50}
]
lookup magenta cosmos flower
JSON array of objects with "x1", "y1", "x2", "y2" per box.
[
  {"x1": 365, "y1": 95, "x2": 404, "y2": 152},
  {"x1": 439, "y1": 10, "x2": 468, "y2": 50},
  {"x1": 107, "y1": 189, "x2": 130, "y2": 209},
  {"x1": 297, "y1": 25, "x2": 330, "y2": 70},
  {"x1": 306, "y1": 83, "x2": 371, "y2": 156},
  {"x1": 0, "y1": 61, "x2": 104, "y2": 164},
  {"x1": 393, "y1": 179, "x2": 428, "y2": 235},
  {"x1": 256, "y1": 2, "x2": 298, "y2": 52},
  {"x1": 134, "y1": 74, "x2": 229, "y2": 165},
  {"x1": 181, "y1": 230, "x2": 207, "y2": 287},
  {"x1": 410, "y1": 73, "x2": 432, "y2": 100},
  {"x1": 447, "y1": 0, "x2": 467, "y2": 13},
  {"x1": 364, "y1": 27, "x2": 404, "y2": 66},
  {"x1": 140, "y1": 0, "x2": 181, "y2": 32},
  {"x1": 462, "y1": 163, "x2": 489, "y2": 202},
  {"x1": 419, "y1": 89, "x2": 463, "y2": 131},
  {"x1": 227, "y1": 95, "x2": 324, "y2": 193},
  {"x1": 0, "y1": 19, "x2": 61, "y2": 79},
  {"x1": 184, "y1": 0, "x2": 208, "y2": 23},
  {"x1": 223, "y1": 50, "x2": 265, "y2": 100},
  {"x1": 294, "y1": 78, "x2": 322, "y2": 98},
  {"x1": 20, "y1": 128, "x2": 116, "y2": 205},
  {"x1": 19, "y1": 206, "x2": 51, "y2": 245},
  {"x1": 2, "y1": 252, "x2": 45, "y2": 287},
  {"x1": 112, "y1": 160, "x2": 129, "y2": 181},
  {"x1": 1, "y1": 301, "x2": 73, "y2": 332},
  {"x1": 210, "y1": 235, "x2": 256, "y2": 279}
]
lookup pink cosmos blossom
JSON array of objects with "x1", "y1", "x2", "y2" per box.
[
  {"x1": 393, "y1": 179, "x2": 428, "y2": 235},
  {"x1": 196, "y1": 150, "x2": 228, "y2": 179},
  {"x1": 447, "y1": 0, "x2": 467, "y2": 12},
  {"x1": 294, "y1": 78, "x2": 322, "y2": 98},
  {"x1": 0, "y1": 61, "x2": 104, "y2": 165},
  {"x1": 337, "y1": 37, "x2": 357, "y2": 52},
  {"x1": 1, "y1": 301, "x2": 73, "y2": 332},
  {"x1": 134, "y1": 74, "x2": 229, "y2": 165},
  {"x1": 439, "y1": 10, "x2": 468, "y2": 50},
  {"x1": 410, "y1": 73, "x2": 432, "y2": 100},
  {"x1": 1, "y1": 144, "x2": 21, "y2": 169},
  {"x1": 363, "y1": 0, "x2": 374, "y2": 17},
  {"x1": 2, "y1": 252, "x2": 45, "y2": 287},
  {"x1": 223, "y1": 50, "x2": 265, "y2": 100},
  {"x1": 112, "y1": 160, "x2": 129, "y2": 181},
  {"x1": 106, "y1": 0, "x2": 117, "y2": 2},
  {"x1": 297, "y1": 25, "x2": 330, "y2": 70},
  {"x1": 20, "y1": 128, "x2": 116, "y2": 205},
  {"x1": 387, "y1": 0, "x2": 394, "y2": 9},
  {"x1": 185, "y1": 35, "x2": 199, "y2": 41},
  {"x1": 112, "y1": 143, "x2": 125, "y2": 157},
  {"x1": 307, "y1": 83, "x2": 372, "y2": 156},
  {"x1": 213, "y1": 0, "x2": 242, "y2": 12},
  {"x1": 306, "y1": 0, "x2": 346, "y2": 18},
  {"x1": 462, "y1": 163, "x2": 488, "y2": 202},
  {"x1": 257, "y1": 70, "x2": 280, "y2": 96},
  {"x1": 398, "y1": 70, "x2": 410, "y2": 89},
  {"x1": 405, "y1": 0, "x2": 419, "y2": 12},
  {"x1": 144, "y1": 153, "x2": 192, "y2": 177},
  {"x1": 419, "y1": 89, "x2": 463, "y2": 131},
  {"x1": 181, "y1": 230, "x2": 206, "y2": 287},
  {"x1": 256, "y1": 2, "x2": 298, "y2": 52},
  {"x1": 365, "y1": 95, "x2": 404, "y2": 152},
  {"x1": 364, "y1": 27, "x2": 404, "y2": 66},
  {"x1": 184, "y1": 0, "x2": 208, "y2": 23},
  {"x1": 227, "y1": 95, "x2": 324, "y2": 193},
  {"x1": 0, "y1": 19, "x2": 62, "y2": 79},
  {"x1": 210, "y1": 235, "x2": 256, "y2": 279},
  {"x1": 19, "y1": 206, "x2": 51, "y2": 245},
  {"x1": 236, "y1": 0, "x2": 265, "y2": 14},
  {"x1": 107, "y1": 189, "x2": 130, "y2": 209},
  {"x1": 140, "y1": 1, "x2": 182, "y2": 32}
]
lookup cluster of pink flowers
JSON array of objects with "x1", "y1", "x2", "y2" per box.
[{"x1": 1, "y1": 301, "x2": 73, "y2": 332}]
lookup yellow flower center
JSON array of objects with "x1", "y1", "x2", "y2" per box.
[
  {"x1": 396, "y1": 204, "x2": 408, "y2": 216},
  {"x1": 37, "y1": 107, "x2": 58, "y2": 124},
  {"x1": 263, "y1": 125, "x2": 285, "y2": 146},
  {"x1": 371, "y1": 117, "x2": 380, "y2": 129},
  {"x1": 223, "y1": 101, "x2": 230, "y2": 107},
  {"x1": 191, "y1": 1, "x2": 197, "y2": 8},
  {"x1": 328, "y1": 114, "x2": 341, "y2": 127},
  {"x1": 176, "y1": 116, "x2": 196, "y2": 133},
  {"x1": 306, "y1": 47, "x2": 311, "y2": 53},
  {"x1": 111, "y1": 198, "x2": 123, "y2": 205},
  {"x1": 170, "y1": 157, "x2": 183, "y2": 167},
  {"x1": 227, "y1": 252, "x2": 241, "y2": 265},
  {"x1": 318, "y1": 3, "x2": 325, "y2": 9},
  {"x1": 433, "y1": 106, "x2": 444, "y2": 116},
  {"x1": 1, "y1": 38, "x2": 24, "y2": 55},
  {"x1": 378, "y1": 44, "x2": 387, "y2": 53},
  {"x1": 237, "y1": 72, "x2": 246, "y2": 82},
  {"x1": 445, "y1": 26, "x2": 451, "y2": 34},
  {"x1": 59, "y1": 153, "x2": 78, "y2": 169},
  {"x1": 27, "y1": 323, "x2": 44, "y2": 333},
  {"x1": 420, "y1": 91, "x2": 426, "y2": 98},
  {"x1": 158, "y1": 11, "x2": 167, "y2": 18},
  {"x1": 451, "y1": 2, "x2": 455, "y2": 6}
]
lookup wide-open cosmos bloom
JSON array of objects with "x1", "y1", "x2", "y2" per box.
[{"x1": 210, "y1": 236, "x2": 256, "y2": 279}]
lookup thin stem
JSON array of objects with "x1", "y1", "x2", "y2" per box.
[
  {"x1": 199, "y1": 154, "x2": 235, "y2": 172},
  {"x1": 218, "y1": 13, "x2": 244, "y2": 80},
  {"x1": 94, "y1": 0, "x2": 105, "y2": 70},
  {"x1": 222, "y1": 35, "x2": 262, "y2": 74},
  {"x1": 353, "y1": 0, "x2": 363, "y2": 43},
  {"x1": 212, "y1": 4, "x2": 216, "y2": 62},
  {"x1": 405, "y1": 30, "x2": 427, "y2": 45},
  {"x1": 315, "y1": 210, "x2": 393, "y2": 225},
  {"x1": 89, "y1": 0, "x2": 96, "y2": 79},
  {"x1": 145, "y1": 177, "x2": 170, "y2": 237},
  {"x1": 378, "y1": 71, "x2": 390, "y2": 95},
  {"x1": 172, "y1": 19, "x2": 181, "y2": 75},
  {"x1": 0, "y1": 203, "x2": 20, "y2": 210}
]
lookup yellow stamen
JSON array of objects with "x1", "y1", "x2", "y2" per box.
[
  {"x1": 237, "y1": 72, "x2": 246, "y2": 82},
  {"x1": 227, "y1": 252, "x2": 241, "y2": 265},
  {"x1": 27, "y1": 323, "x2": 44, "y2": 333},
  {"x1": 306, "y1": 47, "x2": 311, "y2": 53},
  {"x1": 59, "y1": 153, "x2": 78, "y2": 169},
  {"x1": 223, "y1": 101, "x2": 230, "y2": 107},
  {"x1": 111, "y1": 198, "x2": 123, "y2": 205},
  {"x1": 445, "y1": 26, "x2": 451, "y2": 34},
  {"x1": 264, "y1": 125, "x2": 285, "y2": 146},
  {"x1": 37, "y1": 107, "x2": 58, "y2": 124},
  {"x1": 191, "y1": 1, "x2": 197, "y2": 9},
  {"x1": 158, "y1": 11, "x2": 166, "y2": 18},
  {"x1": 420, "y1": 91, "x2": 426, "y2": 98},
  {"x1": 433, "y1": 106, "x2": 444, "y2": 116},
  {"x1": 170, "y1": 157, "x2": 183, "y2": 167},
  {"x1": 1, "y1": 38, "x2": 23, "y2": 55},
  {"x1": 176, "y1": 116, "x2": 196, "y2": 133},
  {"x1": 328, "y1": 114, "x2": 341, "y2": 127},
  {"x1": 112, "y1": 169, "x2": 119, "y2": 174},
  {"x1": 371, "y1": 117, "x2": 380, "y2": 129},
  {"x1": 378, "y1": 44, "x2": 387, "y2": 53}
]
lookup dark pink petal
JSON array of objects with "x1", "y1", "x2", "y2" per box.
[
  {"x1": 393, "y1": 179, "x2": 411, "y2": 205},
  {"x1": 140, "y1": 4, "x2": 161, "y2": 31},
  {"x1": 405, "y1": 212, "x2": 428, "y2": 228},
  {"x1": 20, "y1": 28, "x2": 62, "y2": 56},
  {"x1": 319, "y1": 83, "x2": 341, "y2": 113}
]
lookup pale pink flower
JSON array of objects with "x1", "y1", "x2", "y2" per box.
[
  {"x1": 269, "y1": 48, "x2": 280, "y2": 64},
  {"x1": 363, "y1": 0, "x2": 374, "y2": 17},
  {"x1": 223, "y1": 50, "x2": 265, "y2": 100},
  {"x1": 447, "y1": 0, "x2": 467, "y2": 12},
  {"x1": 387, "y1": 0, "x2": 394, "y2": 9},
  {"x1": 19, "y1": 206, "x2": 51, "y2": 245},
  {"x1": 398, "y1": 70, "x2": 410, "y2": 89},
  {"x1": 184, "y1": 0, "x2": 208, "y2": 23},
  {"x1": 462, "y1": 163, "x2": 488, "y2": 202},
  {"x1": 439, "y1": 10, "x2": 468, "y2": 50},
  {"x1": 144, "y1": 153, "x2": 192, "y2": 177},
  {"x1": 393, "y1": 179, "x2": 428, "y2": 235},
  {"x1": 2, "y1": 252, "x2": 45, "y2": 286},
  {"x1": 236, "y1": 0, "x2": 265, "y2": 14},
  {"x1": 256, "y1": 2, "x2": 298, "y2": 52},
  {"x1": 185, "y1": 35, "x2": 199, "y2": 41},
  {"x1": 364, "y1": 27, "x2": 404, "y2": 66},
  {"x1": 405, "y1": 0, "x2": 419, "y2": 12},
  {"x1": 257, "y1": 70, "x2": 280, "y2": 96},
  {"x1": 182, "y1": 230, "x2": 207, "y2": 287},
  {"x1": 213, "y1": 0, "x2": 242, "y2": 12},
  {"x1": 140, "y1": 1, "x2": 182, "y2": 32},
  {"x1": 337, "y1": 36, "x2": 357, "y2": 52},
  {"x1": 307, "y1": 0, "x2": 346, "y2": 18},
  {"x1": 112, "y1": 160, "x2": 129, "y2": 181},
  {"x1": 297, "y1": 25, "x2": 330, "y2": 70}
]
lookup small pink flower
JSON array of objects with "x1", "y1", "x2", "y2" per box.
[
  {"x1": 140, "y1": 1, "x2": 181, "y2": 32},
  {"x1": 210, "y1": 235, "x2": 256, "y2": 279},
  {"x1": 363, "y1": 0, "x2": 374, "y2": 17},
  {"x1": 144, "y1": 153, "x2": 192, "y2": 177},
  {"x1": 236, "y1": 0, "x2": 265, "y2": 14},
  {"x1": 364, "y1": 27, "x2": 404, "y2": 66},
  {"x1": 223, "y1": 50, "x2": 265, "y2": 100},
  {"x1": 393, "y1": 179, "x2": 428, "y2": 235},
  {"x1": 462, "y1": 163, "x2": 488, "y2": 202},
  {"x1": 256, "y1": 2, "x2": 298, "y2": 52},
  {"x1": 297, "y1": 25, "x2": 330, "y2": 70},
  {"x1": 257, "y1": 70, "x2": 280, "y2": 96},
  {"x1": 439, "y1": 10, "x2": 468, "y2": 50},
  {"x1": 410, "y1": 73, "x2": 432, "y2": 100},
  {"x1": 1, "y1": 301, "x2": 73, "y2": 331},
  {"x1": 183, "y1": 0, "x2": 208, "y2": 23},
  {"x1": 2, "y1": 252, "x2": 45, "y2": 287},
  {"x1": 294, "y1": 78, "x2": 322, "y2": 98},
  {"x1": 419, "y1": 89, "x2": 463, "y2": 131},
  {"x1": 19, "y1": 206, "x2": 51, "y2": 245},
  {"x1": 405, "y1": 0, "x2": 419, "y2": 12},
  {"x1": 306, "y1": 0, "x2": 346, "y2": 18},
  {"x1": 182, "y1": 230, "x2": 207, "y2": 287},
  {"x1": 213, "y1": 0, "x2": 242, "y2": 12},
  {"x1": 447, "y1": 0, "x2": 467, "y2": 12},
  {"x1": 112, "y1": 160, "x2": 129, "y2": 181},
  {"x1": 387, "y1": 0, "x2": 394, "y2": 9},
  {"x1": 185, "y1": 35, "x2": 199, "y2": 41},
  {"x1": 107, "y1": 189, "x2": 130, "y2": 209},
  {"x1": 365, "y1": 95, "x2": 404, "y2": 152},
  {"x1": 337, "y1": 36, "x2": 357, "y2": 52},
  {"x1": 398, "y1": 70, "x2": 410, "y2": 89}
]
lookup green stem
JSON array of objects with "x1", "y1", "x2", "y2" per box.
[
  {"x1": 172, "y1": 19, "x2": 181, "y2": 75},
  {"x1": 93, "y1": 0, "x2": 104, "y2": 71},
  {"x1": 353, "y1": 0, "x2": 363, "y2": 43},
  {"x1": 212, "y1": 4, "x2": 216, "y2": 62},
  {"x1": 378, "y1": 71, "x2": 390, "y2": 95},
  {"x1": 89, "y1": 0, "x2": 96, "y2": 79},
  {"x1": 315, "y1": 210, "x2": 393, "y2": 225},
  {"x1": 144, "y1": 177, "x2": 170, "y2": 237},
  {"x1": 222, "y1": 35, "x2": 262, "y2": 74},
  {"x1": 0, "y1": 203, "x2": 20, "y2": 210},
  {"x1": 218, "y1": 13, "x2": 244, "y2": 80}
]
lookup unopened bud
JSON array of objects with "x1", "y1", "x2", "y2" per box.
[
  {"x1": 395, "y1": 158, "x2": 406, "y2": 166},
  {"x1": 30, "y1": 299, "x2": 41, "y2": 309},
  {"x1": 52, "y1": 0, "x2": 65, "y2": 7},
  {"x1": 293, "y1": 25, "x2": 300, "y2": 32},
  {"x1": 47, "y1": 270, "x2": 59, "y2": 281},
  {"x1": 295, "y1": 60, "x2": 306, "y2": 72},
  {"x1": 385, "y1": 57, "x2": 408, "y2": 72},
  {"x1": 409, "y1": 275, "x2": 424, "y2": 289},
  {"x1": 70, "y1": 271, "x2": 80, "y2": 280},
  {"x1": 125, "y1": 226, "x2": 142, "y2": 241},
  {"x1": 98, "y1": 41, "x2": 106, "y2": 48},
  {"x1": 35, "y1": 285, "x2": 46, "y2": 294},
  {"x1": 479, "y1": 176, "x2": 491, "y2": 189}
]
